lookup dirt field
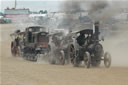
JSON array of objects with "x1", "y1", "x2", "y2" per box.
[{"x1": 0, "y1": 24, "x2": 128, "y2": 85}]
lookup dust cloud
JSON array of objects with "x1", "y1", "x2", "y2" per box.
[{"x1": 102, "y1": 23, "x2": 128, "y2": 66}]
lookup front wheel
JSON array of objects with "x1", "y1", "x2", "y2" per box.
[
  {"x1": 104, "y1": 52, "x2": 111, "y2": 68},
  {"x1": 59, "y1": 50, "x2": 65, "y2": 65},
  {"x1": 11, "y1": 42, "x2": 16, "y2": 56},
  {"x1": 84, "y1": 52, "x2": 91, "y2": 68}
]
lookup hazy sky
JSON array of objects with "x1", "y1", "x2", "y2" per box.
[
  {"x1": 0, "y1": 0, "x2": 127, "y2": 13},
  {"x1": 0, "y1": 0, "x2": 64, "y2": 12}
]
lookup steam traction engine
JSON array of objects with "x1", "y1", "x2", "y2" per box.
[
  {"x1": 10, "y1": 26, "x2": 51, "y2": 61},
  {"x1": 69, "y1": 22, "x2": 111, "y2": 68},
  {"x1": 49, "y1": 32, "x2": 66, "y2": 65}
]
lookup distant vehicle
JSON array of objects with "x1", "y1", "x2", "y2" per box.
[
  {"x1": 69, "y1": 22, "x2": 111, "y2": 68},
  {"x1": 10, "y1": 26, "x2": 51, "y2": 61},
  {"x1": 0, "y1": 17, "x2": 11, "y2": 24},
  {"x1": 0, "y1": 18, "x2": 6, "y2": 24}
]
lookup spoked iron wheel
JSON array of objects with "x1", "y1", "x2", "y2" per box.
[
  {"x1": 59, "y1": 51, "x2": 65, "y2": 65},
  {"x1": 32, "y1": 55, "x2": 37, "y2": 61},
  {"x1": 84, "y1": 52, "x2": 91, "y2": 68},
  {"x1": 11, "y1": 42, "x2": 16, "y2": 56},
  {"x1": 11, "y1": 42, "x2": 13, "y2": 55},
  {"x1": 104, "y1": 52, "x2": 111, "y2": 68},
  {"x1": 70, "y1": 45, "x2": 75, "y2": 64}
]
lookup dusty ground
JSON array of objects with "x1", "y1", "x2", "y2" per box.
[{"x1": 0, "y1": 24, "x2": 128, "y2": 85}]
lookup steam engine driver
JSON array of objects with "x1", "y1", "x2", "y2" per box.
[{"x1": 76, "y1": 32, "x2": 88, "y2": 47}]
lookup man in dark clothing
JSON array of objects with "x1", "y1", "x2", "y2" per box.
[
  {"x1": 15, "y1": 37, "x2": 19, "y2": 47},
  {"x1": 76, "y1": 33, "x2": 86, "y2": 46}
]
